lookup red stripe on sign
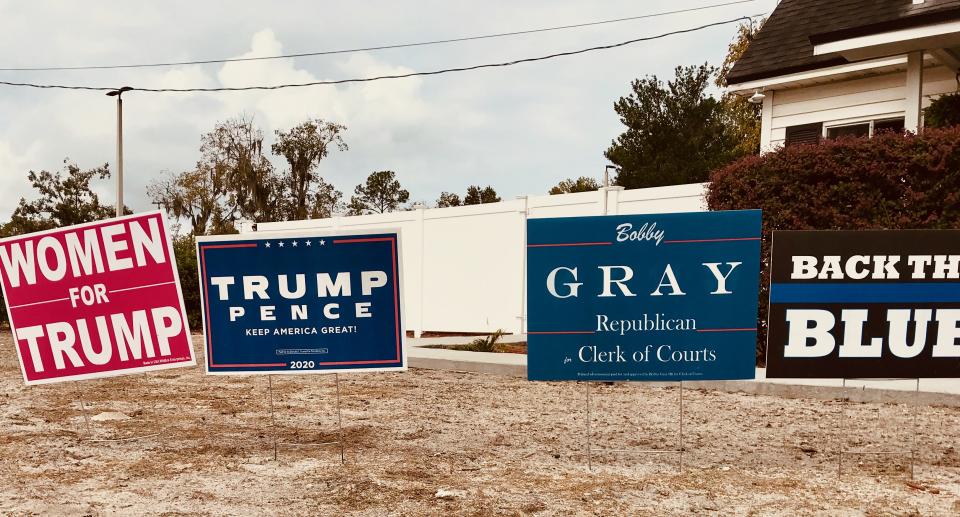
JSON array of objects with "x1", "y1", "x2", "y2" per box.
[
  {"x1": 663, "y1": 237, "x2": 760, "y2": 244},
  {"x1": 391, "y1": 237, "x2": 400, "y2": 361},
  {"x1": 201, "y1": 243, "x2": 258, "y2": 249},
  {"x1": 528, "y1": 331, "x2": 596, "y2": 335},
  {"x1": 527, "y1": 242, "x2": 613, "y2": 248},
  {"x1": 316, "y1": 359, "x2": 401, "y2": 366},
  {"x1": 333, "y1": 237, "x2": 395, "y2": 244},
  {"x1": 201, "y1": 248, "x2": 213, "y2": 369},
  {"x1": 215, "y1": 363, "x2": 288, "y2": 368}
]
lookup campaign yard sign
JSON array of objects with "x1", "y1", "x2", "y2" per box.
[
  {"x1": 766, "y1": 230, "x2": 960, "y2": 379},
  {"x1": 526, "y1": 210, "x2": 762, "y2": 381},
  {"x1": 196, "y1": 230, "x2": 406, "y2": 374},
  {"x1": 0, "y1": 211, "x2": 195, "y2": 385}
]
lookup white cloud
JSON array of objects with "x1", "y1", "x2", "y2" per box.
[
  {"x1": 0, "y1": 0, "x2": 779, "y2": 218},
  {"x1": 0, "y1": 140, "x2": 42, "y2": 207}
]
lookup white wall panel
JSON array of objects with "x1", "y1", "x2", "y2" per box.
[{"x1": 258, "y1": 183, "x2": 708, "y2": 334}]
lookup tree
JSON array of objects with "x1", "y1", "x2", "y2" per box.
[
  {"x1": 436, "y1": 191, "x2": 462, "y2": 207},
  {"x1": 348, "y1": 171, "x2": 409, "y2": 215},
  {"x1": 148, "y1": 167, "x2": 226, "y2": 236},
  {"x1": 152, "y1": 116, "x2": 350, "y2": 233},
  {"x1": 605, "y1": 64, "x2": 739, "y2": 189},
  {"x1": 463, "y1": 185, "x2": 500, "y2": 205},
  {"x1": 716, "y1": 21, "x2": 764, "y2": 157},
  {"x1": 924, "y1": 92, "x2": 960, "y2": 128},
  {"x1": 171, "y1": 235, "x2": 203, "y2": 329},
  {"x1": 549, "y1": 177, "x2": 601, "y2": 194},
  {"x1": 3, "y1": 159, "x2": 123, "y2": 235},
  {"x1": 271, "y1": 119, "x2": 348, "y2": 220},
  {"x1": 306, "y1": 180, "x2": 345, "y2": 219},
  {"x1": 200, "y1": 115, "x2": 276, "y2": 222}
]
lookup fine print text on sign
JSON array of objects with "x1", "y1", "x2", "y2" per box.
[
  {"x1": 0, "y1": 211, "x2": 195, "y2": 385},
  {"x1": 766, "y1": 230, "x2": 960, "y2": 379},
  {"x1": 526, "y1": 210, "x2": 762, "y2": 381},
  {"x1": 196, "y1": 230, "x2": 406, "y2": 374}
]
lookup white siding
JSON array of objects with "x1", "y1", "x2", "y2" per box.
[{"x1": 764, "y1": 65, "x2": 956, "y2": 149}]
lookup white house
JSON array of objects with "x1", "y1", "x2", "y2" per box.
[{"x1": 726, "y1": 0, "x2": 960, "y2": 151}]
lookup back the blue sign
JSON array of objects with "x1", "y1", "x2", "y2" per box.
[
  {"x1": 526, "y1": 210, "x2": 761, "y2": 381},
  {"x1": 196, "y1": 230, "x2": 406, "y2": 375}
]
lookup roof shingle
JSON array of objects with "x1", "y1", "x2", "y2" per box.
[{"x1": 726, "y1": 0, "x2": 960, "y2": 85}]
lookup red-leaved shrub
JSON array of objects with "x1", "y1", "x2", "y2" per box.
[{"x1": 707, "y1": 127, "x2": 960, "y2": 365}]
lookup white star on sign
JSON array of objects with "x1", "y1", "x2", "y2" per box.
[
  {"x1": 264, "y1": 241, "x2": 271, "y2": 248},
  {"x1": 278, "y1": 241, "x2": 285, "y2": 248},
  {"x1": 319, "y1": 239, "x2": 326, "y2": 246},
  {"x1": 305, "y1": 240, "x2": 312, "y2": 246},
  {"x1": 292, "y1": 241, "x2": 298, "y2": 247}
]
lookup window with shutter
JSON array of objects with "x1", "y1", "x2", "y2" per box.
[
  {"x1": 827, "y1": 123, "x2": 869, "y2": 139},
  {"x1": 873, "y1": 117, "x2": 905, "y2": 134},
  {"x1": 784, "y1": 123, "x2": 823, "y2": 147}
]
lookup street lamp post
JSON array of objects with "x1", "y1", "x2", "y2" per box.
[
  {"x1": 106, "y1": 86, "x2": 133, "y2": 217},
  {"x1": 604, "y1": 165, "x2": 619, "y2": 188}
]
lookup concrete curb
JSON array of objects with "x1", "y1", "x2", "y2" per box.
[
  {"x1": 409, "y1": 356, "x2": 526, "y2": 378},
  {"x1": 680, "y1": 380, "x2": 960, "y2": 407},
  {"x1": 407, "y1": 349, "x2": 960, "y2": 407}
]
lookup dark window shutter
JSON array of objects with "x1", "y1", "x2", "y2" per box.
[{"x1": 785, "y1": 123, "x2": 823, "y2": 146}]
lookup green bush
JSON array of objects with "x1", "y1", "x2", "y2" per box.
[
  {"x1": 172, "y1": 235, "x2": 203, "y2": 332},
  {"x1": 925, "y1": 92, "x2": 960, "y2": 129},
  {"x1": 467, "y1": 330, "x2": 506, "y2": 352},
  {"x1": 707, "y1": 126, "x2": 960, "y2": 365}
]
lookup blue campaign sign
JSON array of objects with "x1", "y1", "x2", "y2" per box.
[
  {"x1": 526, "y1": 210, "x2": 762, "y2": 381},
  {"x1": 196, "y1": 230, "x2": 405, "y2": 374}
]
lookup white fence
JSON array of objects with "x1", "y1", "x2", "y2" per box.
[{"x1": 256, "y1": 183, "x2": 708, "y2": 335}]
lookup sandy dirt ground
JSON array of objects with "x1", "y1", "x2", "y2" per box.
[{"x1": 1, "y1": 333, "x2": 959, "y2": 516}]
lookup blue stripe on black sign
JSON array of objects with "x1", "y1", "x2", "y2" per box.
[{"x1": 770, "y1": 283, "x2": 960, "y2": 303}]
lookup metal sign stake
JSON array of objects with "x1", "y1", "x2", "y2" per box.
[
  {"x1": 74, "y1": 381, "x2": 159, "y2": 443},
  {"x1": 679, "y1": 380, "x2": 684, "y2": 473},
  {"x1": 584, "y1": 380, "x2": 684, "y2": 472},
  {"x1": 837, "y1": 378, "x2": 846, "y2": 478},
  {"x1": 78, "y1": 393, "x2": 92, "y2": 436},
  {"x1": 837, "y1": 378, "x2": 919, "y2": 480},
  {"x1": 268, "y1": 374, "x2": 278, "y2": 461},
  {"x1": 586, "y1": 381, "x2": 592, "y2": 471},
  {"x1": 266, "y1": 373, "x2": 345, "y2": 465},
  {"x1": 910, "y1": 378, "x2": 919, "y2": 480},
  {"x1": 335, "y1": 373, "x2": 345, "y2": 465}
]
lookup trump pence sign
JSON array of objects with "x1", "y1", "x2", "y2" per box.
[
  {"x1": 526, "y1": 210, "x2": 762, "y2": 381},
  {"x1": 196, "y1": 230, "x2": 406, "y2": 374},
  {"x1": 766, "y1": 230, "x2": 960, "y2": 379},
  {"x1": 0, "y1": 211, "x2": 195, "y2": 385}
]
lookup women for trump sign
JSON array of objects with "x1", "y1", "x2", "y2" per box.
[
  {"x1": 196, "y1": 230, "x2": 406, "y2": 375},
  {"x1": 0, "y1": 211, "x2": 195, "y2": 385},
  {"x1": 526, "y1": 210, "x2": 762, "y2": 381}
]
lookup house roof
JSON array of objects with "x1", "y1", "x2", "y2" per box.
[{"x1": 726, "y1": 0, "x2": 960, "y2": 85}]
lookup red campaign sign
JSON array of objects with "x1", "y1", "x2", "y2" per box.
[{"x1": 0, "y1": 211, "x2": 195, "y2": 385}]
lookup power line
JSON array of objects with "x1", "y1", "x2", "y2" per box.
[
  {"x1": 0, "y1": 0, "x2": 754, "y2": 72},
  {"x1": 0, "y1": 16, "x2": 757, "y2": 94}
]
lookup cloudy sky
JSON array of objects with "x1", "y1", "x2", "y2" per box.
[{"x1": 0, "y1": 0, "x2": 777, "y2": 218}]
